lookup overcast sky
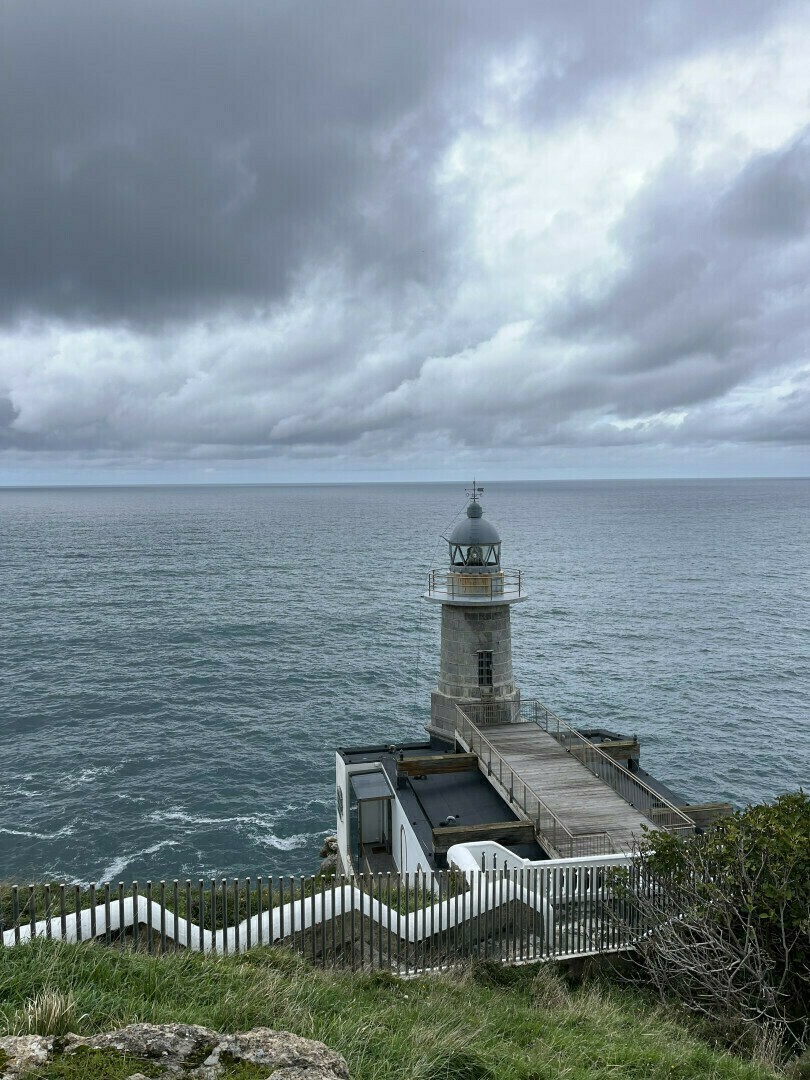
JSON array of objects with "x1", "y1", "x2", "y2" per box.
[{"x1": 2, "y1": 0, "x2": 810, "y2": 483}]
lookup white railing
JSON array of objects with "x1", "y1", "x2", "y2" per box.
[{"x1": 1, "y1": 848, "x2": 649, "y2": 969}]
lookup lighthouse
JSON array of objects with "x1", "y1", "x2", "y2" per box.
[{"x1": 424, "y1": 487, "x2": 528, "y2": 747}]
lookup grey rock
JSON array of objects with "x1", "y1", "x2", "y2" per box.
[
  {"x1": 319, "y1": 835, "x2": 339, "y2": 858},
  {"x1": 0, "y1": 1035, "x2": 53, "y2": 1077},
  {"x1": 1, "y1": 1024, "x2": 349, "y2": 1079},
  {"x1": 318, "y1": 853, "x2": 339, "y2": 878},
  {"x1": 204, "y1": 1028, "x2": 349, "y2": 1078},
  {"x1": 64, "y1": 1023, "x2": 218, "y2": 1070},
  {"x1": 269, "y1": 1070, "x2": 344, "y2": 1079}
]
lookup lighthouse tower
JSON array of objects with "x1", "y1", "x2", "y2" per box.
[{"x1": 424, "y1": 488, "x2": 528, "y2": 747}]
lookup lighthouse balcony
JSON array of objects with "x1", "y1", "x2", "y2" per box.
[{"x1": 424, "y1": 567, "x2": 527, "y2": 605}]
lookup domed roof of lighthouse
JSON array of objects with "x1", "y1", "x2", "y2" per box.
[
  {"x1": 448, "y1": 500, "x2": 501, "y2": 547},
  {"x1": 447, "y1": 490, "x2": 502, "y2": 570}
]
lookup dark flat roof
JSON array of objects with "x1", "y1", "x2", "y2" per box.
[{"x1": 340, "y1": 741, "x2": 546, "y2": 866}]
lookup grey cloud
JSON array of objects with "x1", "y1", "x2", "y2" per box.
[
  {"x1": 0, "y1": 0, "x2": 807, "y2": 471},
  {"x1": 543, "y1": 132, "x2": 810, "y2": 428},
  {"x1": 718, "y1": 132, "x2": 810, "y2": 238},
  {"x1": 0, "y1": 0, "x2": 782, "y2": 325}
]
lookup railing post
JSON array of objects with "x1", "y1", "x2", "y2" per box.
[
  {"x1": 145, "y1": 881, "x2": 152, "y2": 954},
  {"x1": 257, "y1": 877, "x2": 263, "y2": 947},
  {"x1": 75, "y1": 884, "x2": 82, "y2": 943},
  {"x1": 221, "y1": 879, "x2": 228, "y2": 955},
  {"x1": 209, "y1": 879, "x2": 216, "y2": 954},
  {"x1": 246, "y1": 878, "x2": 252, "y2": 951},
  {"x1": 234, "y1": 879, "x2": 240, "y2": 953}
]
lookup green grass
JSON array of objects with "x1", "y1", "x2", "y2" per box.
[{"x1": 0, "y1": 940, "x2": 783, "y2": 1080}]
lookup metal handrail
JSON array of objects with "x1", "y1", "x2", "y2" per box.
[
  {"x1": 518, "y1": 699, "x2": 694, "y2": 834},
  {"x1": 454, "y1": 706, "x2": 615, "y2": 859},
  {"x1": 427, "y1": 567, "x2": 522, "y2": 600}
]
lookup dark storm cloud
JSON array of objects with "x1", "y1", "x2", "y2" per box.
[
  {"x1": 1, "y1": 0, "x2": 808, "y2": 472},
  {"x1": 0, "y1": 0, "x2": 779, "y2": 324}
]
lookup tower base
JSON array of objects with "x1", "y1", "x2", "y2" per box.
[{"x1": 427, "y1": 687, "x2": 521, "y2": 749}]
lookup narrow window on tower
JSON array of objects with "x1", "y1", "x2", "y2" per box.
[{"x1": 478, "y1": 650, "x2": 493, "y2": 687}]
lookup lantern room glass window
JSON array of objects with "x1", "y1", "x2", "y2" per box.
[{"x1": 449, "y1": 543, "x2": 501, "y2": 567}]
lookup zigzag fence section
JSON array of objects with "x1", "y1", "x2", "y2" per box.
[{"x1": 0, "y1": 858, "x2": 669, "y2": 972}]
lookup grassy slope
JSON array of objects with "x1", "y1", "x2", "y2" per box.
[{"x1": 0, "y1": 941, "x2": 779, "y2": 1080}]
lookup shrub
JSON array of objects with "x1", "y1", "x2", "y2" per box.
[{"x1": 625, "y1": 791, "x2": 810, "y2": 1056}]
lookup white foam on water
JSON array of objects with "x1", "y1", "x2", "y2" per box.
[
  {"x1": 0, "y1": 824, "x2": 76, "y2": 842},
  {"x1": 57, "y1": 764, "x2": 124, "y2": 791},
  {"x1": 95, "y1": 839, "x2": 181, "y2": 885}
]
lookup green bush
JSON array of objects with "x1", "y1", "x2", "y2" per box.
[{"x1": 629, "y1": 791, "x2": 810, "y2": 1056}]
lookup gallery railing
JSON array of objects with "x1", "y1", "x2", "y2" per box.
[
  {"x1": 426, "y1": 568, "x2": 523, "y2": 601},
  {"x1": 1, "y1": 857, "x2": 661, "y2": 971}
]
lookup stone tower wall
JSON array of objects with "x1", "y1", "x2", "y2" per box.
[{"x1": 428, "y1": 603, "x2": 520, "y2": 746}]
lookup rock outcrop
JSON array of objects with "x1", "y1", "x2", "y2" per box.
[
  {"x1": 0, "y1": 1024, "x2": 349, "y2": 1079},
  {"x1": 318, "y1": 835, "x2": 339, "y2": 878},
  {"x1": 0, "y1": 1035, "x2": 53, "y2": 1077}
]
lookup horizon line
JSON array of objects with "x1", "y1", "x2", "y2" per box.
[{"x1": 1, "y1": 474, "x2": 809, "y2": 490}]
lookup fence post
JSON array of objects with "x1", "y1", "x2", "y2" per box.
[
  {"x1": 310, "y1": 877, "x2": 316, "y2": 965},
  {"x1": 349, "y1": 874, "x2": 355, "y2": 972},
  {"x1": 145, "y1": 882, "x2": 152, "y2": 954},
  {"x1": 359, "y1": 875, "x2": 365, "y2": 971},
  {"x1": 386, "y1": 873, "x2": 392, "y2": 973},
  {"x1": 196, "y1": 880, "x2": 203, "y2": 953},
  {"x1": 268, "y1": 875, "x2": 275, "y2": 945},
  {"x1": 321, "y1": 875, "x2": 328, "y2": 969},
  {"x1": 256, "y1": 877, "x2": 263, "y2": 947},
  {"x1": 233, "y1": 879, "x2": 240, "y2": 953},
  {"x1": 172, "y1": 881, "x2": 179, "y2": 950},
  {"x1": 187, "y1": 881, "x2": 194, "y2": 952},
  {"x1": 331, "y1": 874, "x2": 337, "y2": 968},
  {"x1": 221, "y1": 880, "x2": 228, "y2": 955},
  {"x1": 209, "y1": 879, "x2": 216, "y2": 954},
  {"x1": 45, "y1": 883, "x2": 53, "y2": 941},
  {"x1": 246, "y1": 877, "x2": 252, "y2": 951},
  {"x1": 299, "y1": 876, "x2": 305, "y2": 958},
  {"x1": 132, "y1": 883, "x2": 139, "y2": 950},
  {"x1": 377, "y1": 874, "x2": 383, "y2": 971}
]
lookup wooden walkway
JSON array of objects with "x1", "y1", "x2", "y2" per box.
[{"x1": 482, "y1": 723, "x2": 656, "y2": 853}]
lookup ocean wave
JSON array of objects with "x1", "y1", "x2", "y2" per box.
[
  {"x1": 57, "y1": 764, "x2": 124, "y2": 791},
  {"x1": 147, "y1": 808, "x2": 317, "y2": 831},
  {"x1": 95, "y1": 840, "x2": 181, "y2": 885},
  {"x1": 253, "y1": 831, "x2": 317, "y2": 852},
  {"x1": 144, "y1": 809, "x2": 321, "y2": 852},
  {"x1": 0, "y1": 824, "x2": 76, "y2": 842}
]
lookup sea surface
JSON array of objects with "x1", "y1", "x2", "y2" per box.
[{"x1": 1, "y1": 480, "x2": 808, "y2": 885}]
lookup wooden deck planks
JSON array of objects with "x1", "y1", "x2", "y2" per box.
[{"x1": 483, "y1": 723, "x2": 655, "y2": 850}]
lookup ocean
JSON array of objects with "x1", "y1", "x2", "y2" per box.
[{"x1": 1, "y1": 479, "x2": 808, "y2": 885}]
